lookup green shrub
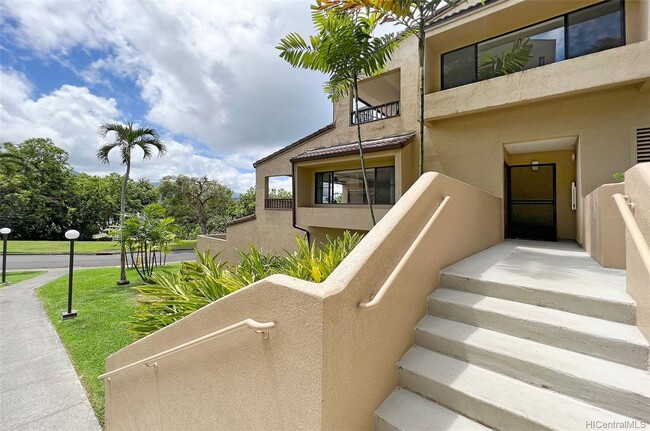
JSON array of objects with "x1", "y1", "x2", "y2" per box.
[{"x1": 129, "y1": 231, "x2": 363, "y2": 338}]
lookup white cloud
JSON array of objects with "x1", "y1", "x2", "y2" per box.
[
  {"x1": 0, "y1": 67, "x2": 259, "y2": 192},
  {"x1": 0, "y1": 0, "x2": 334, "y2": 158}
]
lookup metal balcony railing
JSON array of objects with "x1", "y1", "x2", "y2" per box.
[
  {"x1": 265, "y1": 198, "x2": 293, "y2": 210},
  {"x1": 351, "y1": 100, "x2": 400, "y2": 125}
]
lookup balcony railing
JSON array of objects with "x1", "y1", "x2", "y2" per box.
[
  {"x1": 351, "y1": 100, "x2": 400, "y2": 125},
  {"x1": 265, "y1": 198, "x2": 293, "y2": 210}
]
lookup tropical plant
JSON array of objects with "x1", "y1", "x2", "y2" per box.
[
  {"x1": 478, "y1": 38, "x2": 534, "y2": 80},
  {"x1": 130, "y1": 231, "x2": 363, "y2": 338},
  {"x1": 278, "y1": 6, "x2": 399, "y2": 226},
  {"x1": 317, "y1": 0, "x2": 468, "y2": 177},
  {"x1": 97, "y1": 122, "x2": 167, "y2": 285},
  {"x1": 120, "y1": 203, "x2": 178, "y2": 282}
]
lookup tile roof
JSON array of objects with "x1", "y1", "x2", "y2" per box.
[
  {"x1": 425, "y1": 0, "x2": 496, "y2": 29},
  {"x1": 290, "y1": 132, "x2": 415, "y2": 163},
  {"x1": 253, "y1": 123, "x2": 335, "y2": 168}
]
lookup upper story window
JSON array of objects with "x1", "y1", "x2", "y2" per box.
[
  {"x1": 316, "y1": 167, "x2": 395, "y2": 205},
  {"x1": 441, "y1": 0, "x2": 625, "y2": 90},
  {"x1": 351, "y1": 70, "x2": 401, "y2": 125}
]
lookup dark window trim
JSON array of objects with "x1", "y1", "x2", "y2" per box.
[
  {"x1": 314, "y1": 166, "x2": 396, "y2": 205},
  {"x1": 440, "y1": 0, "x2": 625, "y2": 91}
]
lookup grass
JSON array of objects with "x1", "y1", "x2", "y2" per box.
[
  {"x1": 36, "y1": 263, "x2": 182, "y2": 426},
  {"x1": 7, "y1": 239, "x2": 197, "y2": 254},
  {"x1": 2, "y1": 270, "x2": 46, "y2": 286}
]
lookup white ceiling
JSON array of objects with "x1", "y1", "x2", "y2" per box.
[{"x1": 504, "y1": 136, "x2": 578, "y2": 154}]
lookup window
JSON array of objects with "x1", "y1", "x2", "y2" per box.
[
  {"x1": 441, "y1": 0, "x2": 624, "y2": 90},
  {"x1": 315, "y1": 167, "x2": 395, "y2": 205}
]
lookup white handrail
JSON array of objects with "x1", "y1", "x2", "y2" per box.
[
  {"x1": 359, "y1": 196, "x2": 451, "y2": 310},
  {"x1": 613, "y1": 193, "x2": 650, "y2": 276},
  {"x1": 98, "y1": 319, "x2": 275, "y2": 381}
]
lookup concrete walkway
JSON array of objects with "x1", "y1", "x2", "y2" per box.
[{"x1": 0, "y1": 271, "x2": 101, "y2": 431}]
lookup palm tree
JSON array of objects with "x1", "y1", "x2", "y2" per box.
[
  {"x1": 97, "y1": 122, "x2": 167, "y2": 285},
  {"x1": 318, "y1": 0, "x2": 466, "y2": 176},
  {"x1": 278, "y1": 7, "x2": 398, "y2": 225}
]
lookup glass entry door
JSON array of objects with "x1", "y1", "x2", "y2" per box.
[{"x1": 507, "y1": 163, "x2": 557, "y2": 241}]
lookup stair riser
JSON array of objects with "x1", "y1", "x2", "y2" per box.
[
  {"x1": 429, "y1": 298, "x2": 649, "y2": 370},
  {"x1": 416, "y1": 328, "x2": 650, "y2": 421},
  {"x1": 398, "y1": 368, "x2": 550, "y2": 431},
  {"x1": 374, "y1": 416, "x2": 400, "y2": 431},
  {"x1": 440, "y1": 274, "x2": 636, "y2": 325}
]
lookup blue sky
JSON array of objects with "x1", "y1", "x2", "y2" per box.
[{"x1": 0, "y1": 0, "x2": 334, "y2": 192}]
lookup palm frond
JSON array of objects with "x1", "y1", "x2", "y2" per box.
[{"x1": 96, "y1": 142, "x2": 120, "y2": 164}]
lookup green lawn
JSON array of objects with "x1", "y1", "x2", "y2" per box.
[
  {"x1": 2, "y1": 270, "x2": 46, "y2": 286},
  {"x1": 6, "y1": 239, "x2": 197, "y2": 254},
  {"x1": 36, "y1": 264, "x2": 182, "y2": 426}
]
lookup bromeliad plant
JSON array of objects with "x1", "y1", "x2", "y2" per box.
[{"x1": 129, "y1": 231, "x2": 363, "y2": 338}]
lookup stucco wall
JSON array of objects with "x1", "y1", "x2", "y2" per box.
[
  {"x1": 624, "y1": 164, "x2": 650, "y2": 341},
  {"x1": 104, "y1": 173, "x2": 503, "y2": 430},
  {"x1": 426, "y1": 85, "x2": 647, "y2": 216},
  {"x1": 584, "y1": 183, "x2": 626, "y2": 269},
  {"x1": 197, "y1": 212, "x2": 302, "y2": 267},
  {"x1": 105, "y1": 275, "x2": 325, "y2": 430}
]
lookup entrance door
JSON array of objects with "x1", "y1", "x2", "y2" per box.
[{"x1": 506, "y1": 163, "x2": 557, "y2": 241}]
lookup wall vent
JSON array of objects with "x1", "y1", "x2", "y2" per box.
[{"x1": 638, "y1": 127, "x2": 650, "y2": 163}]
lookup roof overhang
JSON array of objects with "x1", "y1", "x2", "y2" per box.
[{"x1": 290, "y1": 132, "x2": 415, "y2": 164}]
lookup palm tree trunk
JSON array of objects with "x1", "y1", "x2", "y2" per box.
[
  {"x1": 418, "y1": 19, "x2": 426, "y2": 177},
  {"x1": 117, "y1": 156, "x2": 131, "y2": 285},
  {"x1": 353, "y1": 76, "x2": 376, "y2": 226}
]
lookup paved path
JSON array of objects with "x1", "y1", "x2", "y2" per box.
[
  {"x1": 0, "y1": 271, "x2": 101, "y2": 431},
  {"x1": 4, "y1": 250, "x2": 196, "y2": 270}
]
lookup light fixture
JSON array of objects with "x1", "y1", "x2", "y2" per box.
[{"x1": 62, "y1": 229, "x2": 80, "y2": 319}]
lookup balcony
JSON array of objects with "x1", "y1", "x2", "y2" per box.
[
  {"x1": 351, "y1": 69, "x2": 401, "y2": 125},
  {"x1": 265, "y1": 198, "x2": 293, "y2": 210},
  {"x1": 351, "y1": 101, "x2": 400, "y2": 125},
  {"x1": 425, "y1": 40, "x2": 650, "y2": 122}
]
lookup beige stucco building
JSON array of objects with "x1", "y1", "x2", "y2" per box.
[
  {"x1": 199, "y1": 0, "x2": 650, "y2": 266},
  {"x1": 106, "y1": 1, "x2": 650, "y2": 429}
]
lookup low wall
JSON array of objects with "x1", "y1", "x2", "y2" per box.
[
  {"x1": 625, "y1": 164, "x2": 650, "y2": 342},
  {"x1": 584, "y1": 183, "x2": 626, "y2": 268},
  {"x1": 104, "y1": 172, "x2": 503, "y2": 430}
]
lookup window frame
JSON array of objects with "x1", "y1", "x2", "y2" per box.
[
  {"x1": 440, "y1": 0, "x2": 626, "y2": 91},
  {"x1": 314, "y1": 166, "x2": 396, "y2": 205}
]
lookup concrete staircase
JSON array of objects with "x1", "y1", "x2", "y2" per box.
[{"x1": 375, "y1": 241, "x2": 650, "y2": 431}]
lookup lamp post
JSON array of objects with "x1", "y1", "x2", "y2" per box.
[
  {"x1": 62, "y1": 229, "x2": 80, "y2": 319},
  {"x1": 1, "y1": 227, "x2": 10, "y2": 284}
]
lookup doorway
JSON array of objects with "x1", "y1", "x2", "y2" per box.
[{"x1": 506, "y1": 163, "x2": 557, "y2": 241}]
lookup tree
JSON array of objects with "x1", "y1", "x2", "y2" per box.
[
  {"x1": 278, "y1": 7, "x2": 398, "y2": 225},
  {"x1": 317, "y1": 0, "x2": 467, "y2": 176},
  {"x1": 159, "y1": 175, "x2": 233, "y2": 236},
  {"x1": 97, "y1": 122, "x2": 167, "y2": 285},
  {"x1": 120, "y1": 203, "x2": 178, "y2": 282},
  {"x1": 228, "y1": 187, "x2": 256, "y2": 220},
  {"x1": 0, "y1": 138, "x2": 75, "y2": 239}
]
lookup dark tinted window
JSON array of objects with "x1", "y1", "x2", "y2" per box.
[
  {"x1": 375, "y1": 167, "x2": 395, "y2": 204},
  {"x1": 568, "y1": 0, "x2": 623, "y2": 58},
  {"x1": 442, "y1": 45, "x2": 476, "y2": 90}
]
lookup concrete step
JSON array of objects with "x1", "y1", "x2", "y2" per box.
[
  {"x1": 429, "y1": 288, "x2": 649, "y2": 369},
  {"x1": 398, "y1": 346, "x2": 639, "y2": 431},
  {"x1": 439, "y1": 272, "x2": 635, "y2": 324},
  {"x1": 416, "y1": 316, "x2": 650, "y2": 420},
  {"x1": 374, "y1": 388, "x2": 491, "y2": 431}
]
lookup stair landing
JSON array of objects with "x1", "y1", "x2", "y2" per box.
[{"x1": 440, "y1": 239, "x2": 635, "y2": 323}]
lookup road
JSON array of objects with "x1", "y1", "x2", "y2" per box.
[{"x1": 2, "y1": 250, "x2": 196, "y2": 270}]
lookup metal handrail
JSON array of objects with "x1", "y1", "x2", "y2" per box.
[
  {"x1": 613, "y1": 193, "x2": 650, "y2": 276},
  {"x1": 359, "y1": 196, "x2": 451, "y2": 310},
  {"x1": 98, "y1": 319, "x2": 275, "y2": 381}
]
